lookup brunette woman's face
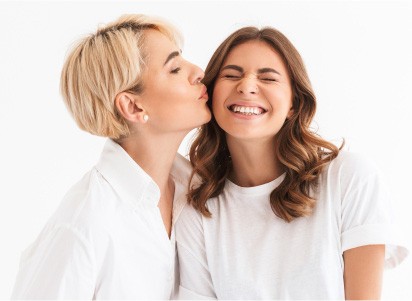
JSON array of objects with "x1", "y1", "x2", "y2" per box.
[
  {"x1": 212, "y1": 40, "x2": 293, "y2": 142},
  {"x1": 139, "y1": 30, "x2": 211, "y2": 133}
]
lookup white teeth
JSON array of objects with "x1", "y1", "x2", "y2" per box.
[{"x1": 230, "y1": 105, "x2": 265, "y2": 115}]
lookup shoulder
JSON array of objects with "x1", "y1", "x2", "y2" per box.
[
  {"x1": 319, "y1": 151, "x2": 391, "y2": 215},
  {"x1": 316, "y1": 150, "x2": 389, "y2": 204},
  {"x1": 325, "y1": 150, "x2": 382, "y2": 182},
  {"x1": 49, "y1": 168, "x2": 121, "y2": 236}
]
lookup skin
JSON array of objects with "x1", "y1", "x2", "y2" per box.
[
  {"x1": 115, "y1": 29, "x2": 211, "y2": 236},
  {"x1": 344, "y1": 245, "x2": 385, "y2": 300},
  {"x1": 213, "y1": 40, "x2": 385, "y2": 299}
]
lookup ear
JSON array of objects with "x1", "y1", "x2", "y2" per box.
[{"x1": 115, "y1": 92, "x2": 148, "y2": 124}]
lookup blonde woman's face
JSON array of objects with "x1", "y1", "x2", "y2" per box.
[
  {"x1": 212, "y1": 40, "x2": 293, "y2": 142},
  {"x1": 139, "y1": 29, "x2": 211, "y2": 133}
]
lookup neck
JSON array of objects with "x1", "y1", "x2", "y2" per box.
[
  {"x1": 117, "y1": 131, "x2": 186, "y2": 194},
  {"x1": 227, "y1": 135, "x2": 284, "y2": 187}
]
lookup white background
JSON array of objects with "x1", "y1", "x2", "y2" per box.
[{"x1": 1, "y1": 0, "x2": 411, "y2": 299}]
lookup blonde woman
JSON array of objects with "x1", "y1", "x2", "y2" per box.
[
  {"x1": 11, "y1": 14, "x2": 210, "y2": 299},
  {"x1": 176, "y1": 26, "x2": 408, "y2": 299}
]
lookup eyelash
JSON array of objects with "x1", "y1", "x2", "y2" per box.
[
  {"x1": 223, "y1": 74, "x2": 240, "y2": 79},
  {"x1": 223, "y1": 74, "x2": 277, "y2": 82},
  {"x1": 171, "y1": 67, "x2": 181, "y2": 74}
]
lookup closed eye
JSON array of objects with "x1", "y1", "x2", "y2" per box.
[
  {"x1": 170, "y1": 67, "x2": 181, "y2": 74},
  {"x1": 223, "y1": 74, "x2": 241, "y2": 79}
]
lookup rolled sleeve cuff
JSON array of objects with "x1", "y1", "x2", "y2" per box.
[{"x1": 341, "y1": 223, "x2": 409, "y2": 269}]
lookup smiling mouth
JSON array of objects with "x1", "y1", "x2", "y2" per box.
[{"x1": 228, "y1": 105, "x2": 267, "y2": 115}]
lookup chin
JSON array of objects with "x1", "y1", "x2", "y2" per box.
[
  {"x1": 196, "y1": 110, "x2": 212, "y2": 127},
  {"x1": 180, "y1": 117, "x2": 211, "y2": 132},
  {"x1": 204, "y1": 111, "x2": 212, "y2": 123},
  {"x1": 225, "y1": 128, "x2": 272, "y2": 141}
]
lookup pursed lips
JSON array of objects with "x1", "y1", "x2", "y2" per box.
[{"x1": 198, "y1": 86, "x2": 208, "y2": 100}]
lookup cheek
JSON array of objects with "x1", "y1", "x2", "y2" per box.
[
  {"x1": 167, "y1": 84, "x2": 189, "y2": 99},
  {"x1": 212, "y1": 85, "x2": 227, "y2": 111},
  {"x1": 211, "y1": 97, "x2": 225, "y2": 122},
  {"x1": 269, "y1": 89, "x2": 293, "y2": 111}
]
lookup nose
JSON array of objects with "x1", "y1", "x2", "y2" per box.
[
  {"x1": 190, "y1": 64, "x2": 205, "y2": 85},
  {"x1": 237, "y1": 76, "x2": 258, "y2": 95}
]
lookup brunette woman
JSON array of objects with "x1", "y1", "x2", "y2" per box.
[{"x1": 176, "y1": 26, "x2": 408, "y2": 300}]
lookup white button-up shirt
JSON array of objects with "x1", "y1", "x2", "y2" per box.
[{"x1": 11, "y1": 139, "x2": 189, "y2": 299}]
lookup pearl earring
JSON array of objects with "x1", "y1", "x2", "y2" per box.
[{"x1": 143, "y1": 115, "x2": 149, "y2": 122}]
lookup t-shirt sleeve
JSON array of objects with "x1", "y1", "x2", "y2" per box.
[
  {"x1": 11, "y1": 225, "x2": 95, "y2": 299},
  {"x1": 175, "y1": 203, "x2": 217, "y2": 299},
  {"x1": 339, "y1": 153, "x2": 409, "y2": 268}
]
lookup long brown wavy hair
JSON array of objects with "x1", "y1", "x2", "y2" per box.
[{"x1": 188, "y1": 26, "x2": 342, "y2": 223}]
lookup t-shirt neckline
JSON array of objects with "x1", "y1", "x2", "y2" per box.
[{"x1": 225, "y1": 173, "x2": 286, "y2": 196}]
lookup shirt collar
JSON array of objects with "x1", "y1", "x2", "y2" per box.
[{"x1": 95, "y1": 139, "x2": 160, "y2": 210}]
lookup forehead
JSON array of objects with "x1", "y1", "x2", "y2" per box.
[
  {"x1": 143, "y1": 29, "x2": 178, "y2": 63},
  {"x1": 224, "y1": 40, "x2": 286, "y2": 71}
]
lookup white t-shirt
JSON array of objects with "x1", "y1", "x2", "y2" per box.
[
  {"x1": 175, "y1": 151, "x2": 409, "y2": 300},
  {"x1": 11, "y1": 139, "x2": 189, "y2": 299}
]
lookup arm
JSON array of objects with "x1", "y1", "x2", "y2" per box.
[
  {"x1": 11, "y1": 225, "x2": 95, "y2": 299},
  {"x1": 343, "y1": 244, "x2": 385, "y2": 300}
]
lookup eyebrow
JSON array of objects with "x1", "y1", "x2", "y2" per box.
[
  {"x1": 221, "y1": 65, "x2": 281, "y2": 75},
  {"x1": 163, "y1": 51, "x2": 180, "y2": 66}
]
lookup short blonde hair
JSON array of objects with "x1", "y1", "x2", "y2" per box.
[{"x1": 60, "y1": 14, "x2": 183, "y2": 138}]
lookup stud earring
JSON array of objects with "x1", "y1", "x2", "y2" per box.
[{"x1": 143, "y1": 115, "x2": 149, "y2": 122}]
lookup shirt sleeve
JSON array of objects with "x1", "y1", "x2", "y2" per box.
[
  {"x1": 11, "y1": 224, "x2": 95, "y2": 299},
  {"x1": 339, "y1": 153, "x2": 409, "y2": 268},
  {"x1": 175, "y1": 204, "x2": 217, "y2": 299}
]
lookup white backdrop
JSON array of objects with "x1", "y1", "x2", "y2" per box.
[{"x1": 1, "y1": 0, "x2": 411, "y2": 299}]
